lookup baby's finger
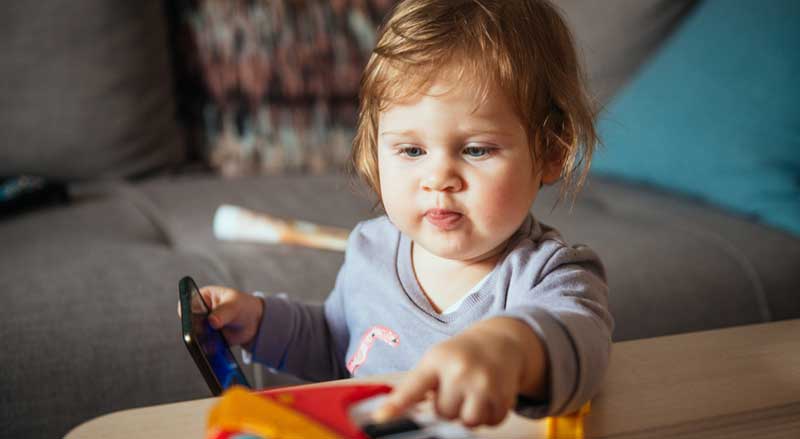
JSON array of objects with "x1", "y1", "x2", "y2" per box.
[
  {"x1": 459, "y1": 395, "x2": 489, "y2": 428},
  {"x1": 208, "y1": 301, "x2": 237, "y2": 329},
  {"x1": 434, "y1": 378, "x2": 465, "y2": 420},
  {"x1": 373, "y1": 369, "x2": 438, "y2": 422},
  {"x1": 486, "y1": 397, "x2": 510, "y2": 427},
  {"x1": 199, "y1": 286, "x2": 220, "y2": 308}
]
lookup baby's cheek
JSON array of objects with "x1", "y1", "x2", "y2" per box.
[
  {"x1": 479, "y1": 186, "x2": 534, "y2": 229},
  {"x1": 381, "y1": 188, "x2": 417, "y2": 230},
  {"x1": 378, "y1": 174, "x2": 404, "y2": 210}
]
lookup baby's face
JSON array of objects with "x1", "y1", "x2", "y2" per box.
[{"x1": 377, "y1": 75, "x2": 552, "y2": 262}]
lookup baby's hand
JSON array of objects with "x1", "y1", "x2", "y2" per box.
[
  {"x1": 177, "y1": 286, "x2": 264, "y2": 347},
  {"x1": 374, "y1": 317, "x2": 547, "y2": 428}
]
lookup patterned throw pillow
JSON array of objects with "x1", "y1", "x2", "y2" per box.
[{"x1": 171, "y1": 0, "x2": 396, "y2": 177}]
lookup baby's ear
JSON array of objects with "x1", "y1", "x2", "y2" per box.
[
  {"x1": 539, "y1": 141, "x2": 566, "y2": 185},
  {"x1": 542, "y1": 159, "x2": 564, "y2": 184},
  {"x1": 537, "y1": 111, "x2": 571, "y2": 185}
]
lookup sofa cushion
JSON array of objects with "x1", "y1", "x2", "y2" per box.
[
  {"x1": 556, "y1": 0, "x2": 697, "y2": 103},
  {"x1": 0, "y1": 0, "x2": 183, "y2": 181},
  {"x1": 535, "y1": 176, "x2": 800, "y2": 341},
  {"x1": 592, "y1": 0, "x2": 800, "y2": 236},
  {"x1": 0, "y1": 194, "x2": 244, "y2": 438},
  {"x1": 137, "y1": 173, "x2": 377, "y2": 297}
]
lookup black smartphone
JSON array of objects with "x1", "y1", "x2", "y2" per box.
[{"x1": 179, "y1": 276, "x2": 250, "y2": 396}]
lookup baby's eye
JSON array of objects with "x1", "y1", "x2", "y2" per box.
[
  {"x1": 463, "y1": 146, "x2": 493, "y2": 158},
  {"x1": 400, "y1": 146, "x2": 425, "y2": 158}
]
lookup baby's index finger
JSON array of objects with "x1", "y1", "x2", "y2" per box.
[
  {"x1": 371, "y1": 400, "x2": 401, "y2": 424},
  {"x1": 373, "y1": 370, "x2": 438, "y2": 422}
]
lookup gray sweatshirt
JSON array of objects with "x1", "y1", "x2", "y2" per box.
[{"x1": 249, "y1": 214, "x2": 613, "y2": 417}]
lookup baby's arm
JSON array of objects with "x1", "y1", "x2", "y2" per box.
[
  {"x1": 375, "y1": 316, "x2": 548, "y2": 427},
  {"x1": 377, "y1": 243, "x2": 612, "y2": 425},
  {"x1": 247, "y1": 275, "x2": 350, "y2": 382},
  {"x1": 204, "y1": 223, "x2": 365, "y2": 382},
  {"x1": 244, "y1": 225, "x2": 362, "y2": 382},
  {"x1": 194, "y1": 282, "x2": 349, "y2": 382},
  {"x1": 195, "y1": 281, "x2": 350, "y2": 382},
  {"x1": 499, "y1": 244, "x2": 613, "y2": 417}
]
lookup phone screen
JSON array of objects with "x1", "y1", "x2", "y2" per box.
[{"x1": 180, "y1": 276, "x2": 250, "y2": 394}]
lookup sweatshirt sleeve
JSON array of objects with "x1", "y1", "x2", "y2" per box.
[
  {"x1": 246, "y1": 238, "x2": 354, "y2": 382},
  {"x1": 494, "y1": 244, "x2": 614, "y2": 418}
]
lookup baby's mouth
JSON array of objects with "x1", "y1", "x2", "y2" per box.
[{"x1": 424, "y1": 209, "x2": 463, "y2": 230}]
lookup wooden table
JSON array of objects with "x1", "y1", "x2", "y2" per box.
[{"x1": 67, "y1": 319, "x2": 800, "y2": 438}]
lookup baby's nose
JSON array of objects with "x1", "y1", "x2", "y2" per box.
[{"x1": 421, "y1": 164, "x2": 463, "y2": 192}]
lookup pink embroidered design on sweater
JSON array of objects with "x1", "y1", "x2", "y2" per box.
[{"x1": 346, "y1": 325, "x2": 399, "y2": 374}]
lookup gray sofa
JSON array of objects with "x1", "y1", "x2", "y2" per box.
[{"x1": 2, "y1": 1, "x2": 799, "y2": 438}]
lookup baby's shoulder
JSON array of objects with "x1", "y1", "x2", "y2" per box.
[
  {"x1": 345, "y1": 215, "x2": 400, "y2": 255},
  {"x1": 506, "y1": 221, "x2": 602, "y2": 273},
  {"x1": 510, "y1": 220, "x2": 568, "y2": 254},
  {"x1": 350, "y1": 215, "x2": 397, "y2": 240}
]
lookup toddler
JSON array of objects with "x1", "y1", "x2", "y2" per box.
[{"x1": 199, "y1": 0, "x2": 613, "y2": 427}]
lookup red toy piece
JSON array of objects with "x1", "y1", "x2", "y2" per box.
[{"x1": 207, "y1": 383, "x2": 393, "y2": 439}]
